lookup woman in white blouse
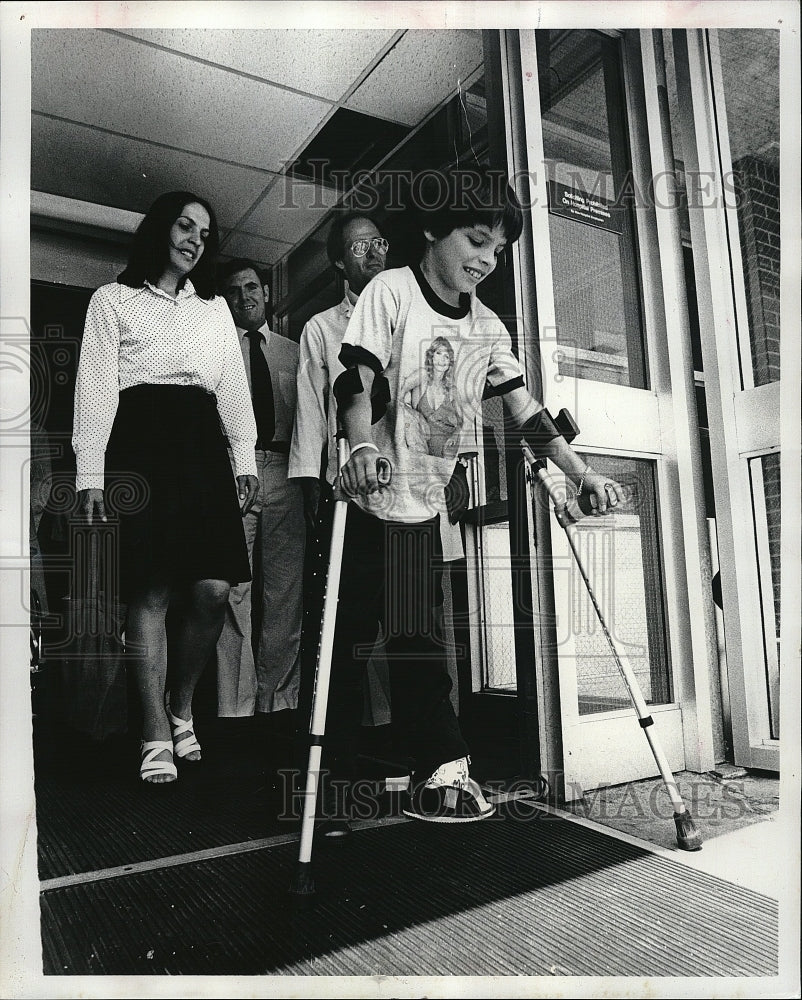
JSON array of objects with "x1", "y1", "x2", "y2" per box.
[{"x1": 73, "y1": 191, "x2": 259, "y2": 785}]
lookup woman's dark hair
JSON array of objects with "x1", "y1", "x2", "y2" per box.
[
  {"x1": 413, "y1": 168, "x2": 524, "y2": 246},
  {"x1": 326, "y1": 210, "x2": 383, "y2": 266},
  {"x1": 118, "y1": 191, "x2": 220, "y2": 299}
]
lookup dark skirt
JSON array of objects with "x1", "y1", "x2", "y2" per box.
[{"x1": 104, "y1": 384, "x2": 251, "y2": 600}]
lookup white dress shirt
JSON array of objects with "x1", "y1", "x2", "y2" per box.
[
  {"x1": 288, "y1": 293, "x2": 353, "y2": 485},
  {"x1": 235, "y1": 321, "x2": 299, "y2": 448},
  {"x1": 73, "y1": 279, "x2": 257, "y2": 491}
]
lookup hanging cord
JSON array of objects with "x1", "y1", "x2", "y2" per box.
[
  {"x1": 456, "y1": 75, "x2": 481, "y2": 168},
  {"x1": 453, "y1": 70, "x2": 461, "y2": 167}
]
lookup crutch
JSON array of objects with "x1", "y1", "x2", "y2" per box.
[
  {"x1": 290, "y1": 428, "x2": 392, "y2": 897},
  {"x1": 522, "y1": 408, "x2": 702, "y2": 852}
]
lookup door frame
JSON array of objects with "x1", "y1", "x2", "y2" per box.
[
  {"x1": 671, "y1": 27, "x2": 787, "y2": 771},
  {"x1": 497, "y1": 27, "x2": 719, "y2": 798}
]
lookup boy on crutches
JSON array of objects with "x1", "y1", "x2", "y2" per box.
[{"x1": 328, "y1": 166, "x2": 626, "y2": 823}]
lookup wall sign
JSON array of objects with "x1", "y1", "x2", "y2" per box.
[{"x1": 547, "y1": 180, "x2": 623, "y2": 234}]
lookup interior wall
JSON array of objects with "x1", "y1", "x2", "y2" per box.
[{"x1": 31, "y1": 227, "x2": 128, "y2": 290}]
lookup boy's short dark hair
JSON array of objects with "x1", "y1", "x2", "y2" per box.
[
  {"x1": 412, "y1": 167, "x2": 524, "y2": 245},
  {"x1": 326, "y1": 211, "x2": 383, "y2": 266}
]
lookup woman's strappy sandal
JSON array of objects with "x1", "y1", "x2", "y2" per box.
[
  {"x1": 140, "y1": 740, "x2": 178, "y2": 784},
  {"x1": 168, "y1": 711, "x2": 202, "y2": 762}
]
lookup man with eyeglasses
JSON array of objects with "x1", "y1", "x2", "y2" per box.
[
  {"x1": 288, "y1": 211, "x2": 389, "y2": 545},
  {"x1": 290, "y1": 213, "x2": 389, "y2": 499}
]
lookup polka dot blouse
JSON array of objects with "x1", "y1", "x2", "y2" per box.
[{"x1": 73, "y1": 279, "x2": 258, "y2": 491}]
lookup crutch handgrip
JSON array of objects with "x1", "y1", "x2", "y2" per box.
[
  {"x1": 376, "y1": 457, "x2": 392, "y2": 486},
  {"x1": 520, "y1": 409, "x2": 701, "y2": 851}
]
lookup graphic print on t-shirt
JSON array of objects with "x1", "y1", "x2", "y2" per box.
[
  {"x1": 340, "y1": 266, "x2": 526, "y2": 526},
  {"x1": 400, "y1": 335, "x2": 462, "y2": 459}
]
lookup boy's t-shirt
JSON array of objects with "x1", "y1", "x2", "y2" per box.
[{"x1": 340, "y1": 263, "x2": 525, "y2": 525}]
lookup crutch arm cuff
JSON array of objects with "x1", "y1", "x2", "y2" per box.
[
  {"x1": 483, "y1": 375, "x2": 525, "y2": 400},
  {"x1": 332, "y1": 362, "x2": 390, "y2": 424},
  {"x1": 332, "y1": 366, "x2": 363, "y2": 407},
  {"x1": 338, "y1": 343, "x2": 383, "y2": 375},
  {"x1": 520, "y1": 408, "x2": 564, "y2": 456}
]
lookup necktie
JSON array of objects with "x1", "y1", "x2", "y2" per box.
[{"x1": 244, "y1": 329, "x2": 275, "y2": 447}]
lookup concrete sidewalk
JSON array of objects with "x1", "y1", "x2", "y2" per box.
[{"x1": 561, "y1": 768, "x2": 784, "y2": 898}]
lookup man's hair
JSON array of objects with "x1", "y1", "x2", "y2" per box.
[
  {"x1": 326, "y1": 211, "x2": 383, "y2": 266},
  {"x1": 117, "y1": 190, "x2": 220, "y2": 300},
  {"x1": 413, "y1": 168, "x2": 524, "y2": 245},
  {"x1": 217, "y1": 257, "x2": 269, "y2": 293}
]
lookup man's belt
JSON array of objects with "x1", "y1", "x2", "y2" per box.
[
  {"x1": 256, "y1": 440, "x2": 290, "y2": 455},
  {"x1": 224, "y1": 438, "x2": 290, "y2": 455}
]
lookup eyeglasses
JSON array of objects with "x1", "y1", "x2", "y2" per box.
[{"x1": 350, "y1": 237, "x2": 389, "y2": 258}]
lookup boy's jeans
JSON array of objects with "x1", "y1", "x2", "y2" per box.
[{"x1": 324, "y1": 504, "x2": 469, "y2": 783}]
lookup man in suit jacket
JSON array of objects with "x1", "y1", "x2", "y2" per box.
[{"x1": 216, "y1": 258, "x2": 305, "y2": 721}]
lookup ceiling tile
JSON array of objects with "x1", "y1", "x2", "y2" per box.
[
  {"x1": 222, "y1": 231, "x2": 294, "y2": 266},
  {"x1": 288, "y1": 107, "x2": 409, "y2": 189},
  {"x1": 31, "y1": 115, "x2": 274, "y2": 232},
  {"x1": 31, "y1": 29, "x2": 331, "y2": 172},
  {"x1": 239, "y1": 178, "x2": 340, "y2": 245},
  {"x1": 346, "y1": 29, "x2": 483, "y2": 126},
  {"x1": 117, "y1": 28, "x2": 398, "y2": 101}
]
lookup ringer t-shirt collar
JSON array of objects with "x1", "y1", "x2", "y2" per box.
[{"x1": 412, "y1": 262, "x2": 471, "y2": 319}]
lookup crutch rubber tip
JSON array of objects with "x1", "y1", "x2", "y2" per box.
[
  {"x1": 289, "y1": 862, "x2": 316, "y2": 898},
  {"x1": 674, "y1": 812, "x2": 703, "y2": 851}
]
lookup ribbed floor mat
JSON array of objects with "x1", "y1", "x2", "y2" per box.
[
  {"x1": 40, "y1": 810, "x2": 778, "y2": 977},
  {"x1": 33, "y1": 715, "x2": 324, "y2": 879}
]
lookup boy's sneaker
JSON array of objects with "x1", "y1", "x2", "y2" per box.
[{"x1": 402, "y1": 756, "x2": 496, "y2": 823}]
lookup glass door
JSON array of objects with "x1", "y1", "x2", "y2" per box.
[
  {"x1": 672, "y1": 28, "x2": 783, "y2": 770},
  {"x1": 502, "y1": 28, "x2": 717, "y2": 797}
]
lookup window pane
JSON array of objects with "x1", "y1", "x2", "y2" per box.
[
  {"x1": 481, "y1": 523, "x2": 517, "y2": 690},
  {"x1": 569, "y1": 456, "x2": 671, "y2": 716},
  {"x1": 748, "y1": 453, "x2": 781, "y2": 737},
  {"x1": 537, "y1": 29, "x2": 648, "y2": 388},
  {"x1": 717, "y1": 30, "x2": 780, "y2": 387}
]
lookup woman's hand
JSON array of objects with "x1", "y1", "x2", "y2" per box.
[
  {"x1": 237, "y1": 475, "x2": 259, "y2": 516},
  {"x1": 77, "y1": 488, "x2": 107, "y2": 524},
  {"x1": 579, "y1": 468, "x2": 628, "y2": 515},
  {"x1": 341, "y1": 447, "x2": 392, "y2": 498}
]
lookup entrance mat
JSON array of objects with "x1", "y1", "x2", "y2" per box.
[
  {"x1": 34, "y1": 725, "x2": 298, "y2": 879},
  {"x1": 34, "y1": 719, "x2": 516, "y2": 880},
  {"x1": 40, "y1": 810, "x2": 778, "y2": 977}
]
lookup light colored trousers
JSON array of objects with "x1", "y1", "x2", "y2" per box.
[{"x1": 216, "y1": 450, "x2": 305, "y2": 716}]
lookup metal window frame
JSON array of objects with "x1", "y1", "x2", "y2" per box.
[
  {"x1": 672, "y1": 27, "x2": 782, "y2": 770},
  {"x1": 635, "y1": 28, "x2": 720, "y2": 771},
  {"x1": 746, "y1": 455, "x2": 781, "y2": 739}
]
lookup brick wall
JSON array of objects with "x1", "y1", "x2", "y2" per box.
[
  {"x1": 733, "y1": 153, "x2": 780, "y2": 387},
  {"x1": 734, "y1": 154, "x2": 781, "y2": 643}
]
